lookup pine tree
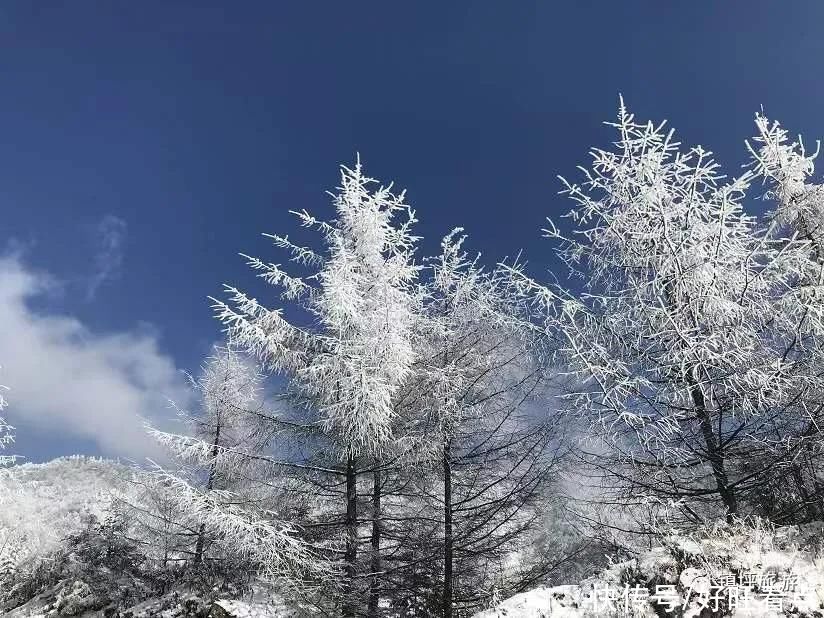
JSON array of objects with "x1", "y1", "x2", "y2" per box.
[
  {"x1": 137, "y1": 345, "x2": 325, "y2": 591},
  {"x1": 743, "y1": 114, "x2": 824, "y2": 522},
  {"x1": 148, "y1": 345, "x2": 268, "y2": 564}
]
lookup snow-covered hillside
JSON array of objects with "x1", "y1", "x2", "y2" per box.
[
  {"x1": 0, "y1": 456, "x2": 131, "y2": 576},
  {"x1": 0, "y1": 457, "x2": 299, "y2": 617}
]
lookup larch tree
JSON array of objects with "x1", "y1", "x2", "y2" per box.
[
  {"x1": 147, "y1": 345, "x2": 268, "y2": 566},
  {"x1": 507, "y1": 100, "x2": 807, "y2": 528},
  {"x1": 130, "y1": 343, "x2": 326, "y2": 594},
  {"x1": 400, "y1": 230, "x2": 555, "y2": 617},
  {"x1": 212, "y1": 159, "x2": 420, "y2": 616},
  {"x1": 742, "y1": 113, "x2": 824, "y2": 522}
]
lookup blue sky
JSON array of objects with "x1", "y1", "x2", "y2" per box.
[{"x1": 2, "y1": 2, "x2": 824, "y2": 462}]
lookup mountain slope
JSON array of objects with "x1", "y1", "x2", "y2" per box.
[{"x1": 0, "y1": 456, "x2": 131, "y2": 576}]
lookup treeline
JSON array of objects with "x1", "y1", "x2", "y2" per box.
[
  {"x1": 141, "y1": 169, "x2": 571, "y2": 616},
  {"x1": 128, "y1": 105, "x2": 824, "y2": 616}
]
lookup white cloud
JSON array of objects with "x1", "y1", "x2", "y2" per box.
[
  {"x1": 86, "y1": 214, "x2": 127, "y2": 300},
  {"x1": 0, "y1": 255, "x2": 193, "y2": 459}
]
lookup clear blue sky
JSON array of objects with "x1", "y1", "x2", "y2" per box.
[{"x1": 3, "y1": 2, "x2": 824, "y2": 461}]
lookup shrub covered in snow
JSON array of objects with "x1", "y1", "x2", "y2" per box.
[
  {"x1": 0, "y1": 457, "x2": 258, "y2": 616},
  {"x1": 0, "y1": 457, "x2": 132, "y2": 585},
  {"x1": 476, "y1": 519, "x2": 824, "y2": 617}
]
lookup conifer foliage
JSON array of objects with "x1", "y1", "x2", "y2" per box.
[{"x1": 213, "y1": 160, "x2": 423, "y2": 614}]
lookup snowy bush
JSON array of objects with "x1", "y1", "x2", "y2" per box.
[
  {"x1": 0, "y1": 457, "x2": 132, "y2": 585},
  {"x1": 477, "y1": 518, "x2": 824, "y2": 617}
]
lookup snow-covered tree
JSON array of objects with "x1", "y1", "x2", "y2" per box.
[
  {"x1": 135, "y1": 345, "x2": 328, "y2": 592},
  {"x1": 393, "y1": 230, "x2": 556, "y2": 617},
  {"x1": 507, "y1": 100, "x2": 815, "y2": 527},
  {"x1": 147, "y1": 345, "x2": 268, "y2": 564},
  {"x1": 743, "y1": 114, "x2": 824, "y2": 521},
  {"x1": 212, "y1": 159, "x2": 421, "y2": 615}
]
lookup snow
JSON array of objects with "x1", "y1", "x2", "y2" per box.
[
  {"x1": 6, "y1": 589, "x2": 293, "y2": 618},
  {"x1": 8, "y1": 103, "x2": 824, "y2": 618},
  {"x1": 474, "y1": 523, "x2": 824, "y2": 617},
  {"x1": 0, "y1": 456, "x2": 131, "y2": 575},
  {"x1": 474, "y1": 586, "x2": 587, "y2": 618},
  {"x1": 213, "y1": 597, "x2": 294, "y2": 617}
]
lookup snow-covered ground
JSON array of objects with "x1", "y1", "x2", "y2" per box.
[
  {"x1": 212, "y1": 597, "x2": 295, "y2": 617},
  {"x1": 6, "y1": 589, "x2": 293, "y2": 617},
  {"x1": 475, "y1": 522, "x2": 824, "y2": 617}
]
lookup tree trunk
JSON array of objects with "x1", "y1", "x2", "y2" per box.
[
  {"x1": 344, "y1": 454, "x2": 358, "y2": 617},
  {"x1": 194, "y1": 423, "x2": 221, "y2": 565},
  {"x1": 368, "y1": 466, "x2": 382, "y2": 618},
  {"x1": 791, "y1": 465, "x2": 817, "y2": 522},
  {"x1": 443, "y1": 439, "x2": 453, "y2": 618},
  {"x1": 687, "y1": 374, "x2": 737, "y2": 521},
  {"x1": 811, "y1": 466, "x2": 824, "y2": 520}
]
